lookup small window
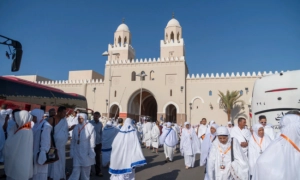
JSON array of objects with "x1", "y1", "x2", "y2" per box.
[
  {"x1": 150, "y1": 70, "x2": 154, "y2": 80},
  {"x1": 141, "y1": 71, "x2": 145, "y2": 81},
  {"x1": 240, "y1": 90, "x2": 243, "y2": 96},
  {"x1": 170, "y1": 89, "x2": 172, "y2": 96},
  {"x1": 114, "y1": 91, "x2": 117, "y2": 97},
  {"x1": 209, "y1": 90, "x2": 212, "y2": 96},
  {"x1": 131, "y1": 71, "x2": 136, "y2": 81}
]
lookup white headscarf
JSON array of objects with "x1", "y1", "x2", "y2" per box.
[
  {"x1": 254, "y1": 115, "x2": 300, "y2": 180},
  {"x1": 109, "y1": 118, "x2": 146, "y2": 175},
  {"x1": 78, "y1": 113, "x2": 87, "y2": 122},
  {"x1": 30, "y1": 109, "x2": 44, "y2": 122},
  {"x1": 15, "y1": 110, "x2": 32, "y2": 128},
  {"x1": 4, "y1": 110, "x2": 33, "y2": 179},
  {"x1": 159, "y1": 122, "x2": 178, "y2": 147},
  {"x1": 200, "y1": 123, "x2": 219, "y2": 166}
]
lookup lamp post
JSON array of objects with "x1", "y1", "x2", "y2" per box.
[
  {"x1": 136, "y1": 72, "x2": 147, "y2": 123},
  {"x1": 189, "y1": 103, "x2": 192, "y2": 123},
  {"x1": 102, "y1": 51, "x2": 120, "y2": 118}
]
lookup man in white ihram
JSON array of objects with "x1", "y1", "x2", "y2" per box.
[
  {"x1": 160, "y1": 122, "x2": 178, "y2": 162},
  {"x1": 253, "y1": 114, "x2": 300, "y2": 180},
  {"x1": 69, "y1": 113, "x2": 96, "y2": 179},
  {"x1": 31, "y1": 109, "x2": 52, "y2": 180},
  {"x1": 230, "y1": 117, "x2": 251, "y2": 157},
  {"x1": 143, "y1": 117, "x2": 153, "y2": 149}
]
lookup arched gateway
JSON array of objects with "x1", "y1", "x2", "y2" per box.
[{"x1": 127, "y1": 89, "x2": 157, "y2": 122}]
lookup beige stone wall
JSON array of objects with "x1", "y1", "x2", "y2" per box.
[
  {"x1": 186, "y1": 75, "x2": 257, "y2": 126},
  {"x1": 68, "y1": 70, "x2": 104, "y2": 81},
  {"x1": 10, "y1": 75, "x2": 51, "y2": 82}
]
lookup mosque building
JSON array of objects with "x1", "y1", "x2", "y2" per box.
[{"x1": 14, "y1": 16, "x2": 278, "y2": 126}]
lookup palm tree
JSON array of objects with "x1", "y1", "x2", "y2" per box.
[{"x1": 218, "y1": 90, "x2": 244, "y2": 122}]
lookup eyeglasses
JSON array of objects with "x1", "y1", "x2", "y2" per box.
[{"x1": 260, "y1": 122, "x2": 267, "y2": 124}]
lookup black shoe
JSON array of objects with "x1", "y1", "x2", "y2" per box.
[{"x1": 165, "y1": 157, "x2": 169, "y2": 163}]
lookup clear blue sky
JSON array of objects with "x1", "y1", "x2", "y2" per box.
[{"x1": 0, "y1": 0, "x2": 299, "y2": 80}]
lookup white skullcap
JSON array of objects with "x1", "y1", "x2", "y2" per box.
[
  {"x1": 184, "y1": 122, "x2": 190, "y2": 125},
  {"x1": 167, "y1": 122, "x2": 171, "y2": 127},
  {"x1": 216, "y1": 126, "x2": 229, "y2": 136},
  {"x1": 228, "y1": 122, "x2": 232, "y2": 124}
]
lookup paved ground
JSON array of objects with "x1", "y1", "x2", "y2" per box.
[{"x1": 0, "y1": 145, "x2": 205, "y2": 180}]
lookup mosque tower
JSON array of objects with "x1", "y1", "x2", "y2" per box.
[
  {"x1": 108, "y1": 18, "x2": 135, "y2": 61},
  {"x1": 160, "y1": 13, "x2": 185, "y2": 59}
]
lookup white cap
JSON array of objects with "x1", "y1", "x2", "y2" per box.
[
  {"x1": 216, "y1": 126, "x2": 229, "y2": 136},
  {"x1": 228, "y1": 122, "x2": 232, "y2": 125}
]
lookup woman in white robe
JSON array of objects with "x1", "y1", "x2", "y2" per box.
[
  {"x1": 207, "y1": 126, "x2": 249, "y2": 180},
  {"x1": 253, "y1": 114, "x2": 300, "y2": 180},
  {"x1": 69, "y1": 113, "x2": 96, "y2": 180},
  {"x1": 109, "y1": 118, "x2": 146, "y2": 180},
  {"x1": 248, "y1": 123, "x2": 271, "y2": 178},
  {"x1": 180, "y1": 122, "x2": 200, "y2": 169},
  {"x1": 159, "y1": 122, "x2": 178, "y2": 162},
  {"x1": 48, "y1": 108, "x2": 69, "y2": 180},
  {"x1": 151, "y1": 121, "x2": 160, "y2": 153},
  {"x1": 143, "y1": 120, "x2": 153, "y2": 148},
  {"x1": 4, "y1": 110, "x2": 33, "y2": 180},
  {"x1": 31, "y1": 109, "x2": 52, "y2": 180},
  {"x1": 101, "y1": 121, "x2": 119, "y2": 167},
  {"x1": 200, "y1": 123, "x2": 219, "y2": 180}
]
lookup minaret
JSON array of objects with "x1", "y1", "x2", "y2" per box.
[
  {"x1": 160, "y1": 13, "x2": 185, "y2": 59},
  {"x1": 108, "y1": 18, "x2": 135, "y2": 61}
]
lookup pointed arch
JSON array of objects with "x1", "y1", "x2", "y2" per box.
[
  {"x1": 170, "y1": 31, "x2": 174, "y2": 42},
  {"x1": 118, "y1": 36, "x2": 121, "y2": 46},
  {"x1": 124, "y1": 36, "x2": 127, "y2": 45}
]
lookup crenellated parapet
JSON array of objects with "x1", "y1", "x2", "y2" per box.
[
  {"x1": 105, "y1": 56, "x2": 185, "y2": 65},
  {"x1": 186, "y1": 70, "x2": 287, "y2": 79},
  {"x1": 36, "y1": 78, "x2": 104, "y2": 85}
]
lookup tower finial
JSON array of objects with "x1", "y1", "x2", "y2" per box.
[
  {"x1": 122, "y1": 18, "x2": 125, "y2": 23},
  {"x1": 172, "y1": 12, "x2": 175, "y2": 18}
]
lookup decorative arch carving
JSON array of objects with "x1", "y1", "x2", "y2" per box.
[{"x1": 191, "y1": 96, "x2": 205, "y2": 104}]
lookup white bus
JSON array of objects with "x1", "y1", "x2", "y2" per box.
[{"x1": 251, "y1": 70, "x2": 300, "y2": 131}]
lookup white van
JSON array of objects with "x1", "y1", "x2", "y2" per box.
[{"x1": 251, "y1": 70, "x2": 300, "y2": 131}]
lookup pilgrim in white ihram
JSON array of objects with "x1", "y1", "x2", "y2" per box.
[
  {"x1": 69, "y1": 113, "x2": 96, "y2": 180},
  {"x1": 207, "y1": 126, "x2": 249, "y2": 180},
  {"x1": 160, "y1": 122, "x2": 178, "y2": 162},
  {"x1": 180, "y1": 122, "x2": 200, "y2": 169},
  {"x1": 4, "y1": 110, "x2": 33, "y2": 180},
  {"x1": 253, "y1": 114, "x2": 300, "y2": 180},
  {"x1": 31, "y1": 109, "x2": 52, "y2": 180},
  {"x1": 109, "y1": 118, "x2": 146, "y2": 180},
  {"x1": 248, "y1": 123, "x2": 271, "y2": 178},
  {"x1": 101, "y1": 120, "x2": 119, "y2": 167},
  {"x1": 200, "y1": 123, "x2": 219, "y2": 180}
]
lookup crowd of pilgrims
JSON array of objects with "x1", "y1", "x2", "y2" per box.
[{"x1": 0, "y1": 104, "x2": 299, "y2": 180}]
